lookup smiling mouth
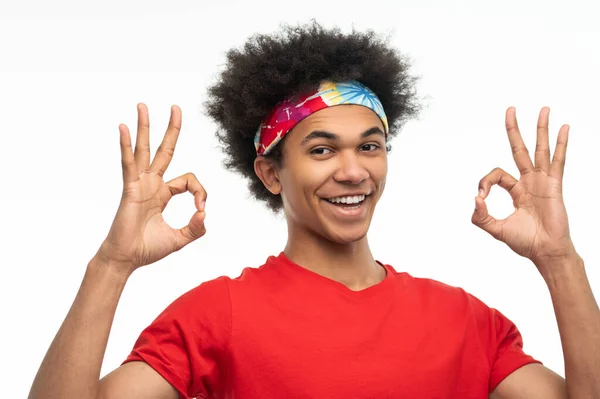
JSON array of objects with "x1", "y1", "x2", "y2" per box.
[{"x1": 324, "y1": 194, "x2": 368, "y2": 208}]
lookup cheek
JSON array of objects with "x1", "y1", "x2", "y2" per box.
[
  {"x1": 378, "y1": 178, "x2": 387, "y2": 197},
  {"x1": 370, "y1": 158, "x2": 388, "y2": 195},
  {"x1": 368, "y1": 153, "x2": 388, "y2": 176},
  {"x1": 280, "y1": 163, "x2": 321, "y2": 205},
  {"x1": 285, "y1": 156, "x2": 330, "y2": 189}
]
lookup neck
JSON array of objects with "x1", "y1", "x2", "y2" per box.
[{"x1": 283, "y1": 226, "x2": 386, "y2": 291}]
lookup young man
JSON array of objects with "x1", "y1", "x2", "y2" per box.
[{"x1": 29, "y1": 23, "x2": 599, "y2": 399}]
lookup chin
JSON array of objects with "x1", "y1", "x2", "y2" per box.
[{"x1": 323, "y1": 226, "x2": 369, "y2": 245}]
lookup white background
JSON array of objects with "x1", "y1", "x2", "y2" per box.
[{"x1": 1, "y1": 0, "x2": 599, "y2": 396}]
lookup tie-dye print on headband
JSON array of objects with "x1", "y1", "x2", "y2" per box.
[{"x1": 254, "y1": 81, "x2": 389, "y2": 156}]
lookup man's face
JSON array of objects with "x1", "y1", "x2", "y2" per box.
[{"x1": 278, "y1": 105, "x2": 388, "y2": 244}]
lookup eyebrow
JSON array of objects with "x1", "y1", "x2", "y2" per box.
[{"x1": 300, "y1": 126, "x2": 385, "y2": 145}]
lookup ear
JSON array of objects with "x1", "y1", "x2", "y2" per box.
[{"x1": 254, "y1": 156, "x2": 282, "y2": 195}]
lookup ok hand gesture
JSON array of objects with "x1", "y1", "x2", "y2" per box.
[
  {"x1": 95, "y1": 104, "x2": 207, "y2": 274},
  {"x1": 472, "y1": 107, "x2": 578, "y2": 273}
]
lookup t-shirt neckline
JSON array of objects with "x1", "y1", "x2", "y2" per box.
[{"x1": 274, "y1": 251, "x2": 396, "y2": 297}]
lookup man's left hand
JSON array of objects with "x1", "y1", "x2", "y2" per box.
[{"x1": 471, "y1": 107, "x2": 579, "y2": 274}]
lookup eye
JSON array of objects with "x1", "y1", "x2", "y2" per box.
[
  {"x1": 310, "y1": 147, "x2": 333, "y2": 155},
  {"x1": 360, "y1": 143, "x2": 380, "y2": 152}
]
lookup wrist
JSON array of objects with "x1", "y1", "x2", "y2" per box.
[
  {"x1": 538, "y1": 254, "x2": 585, "y2": 290},
  {"x1": 87, "y1": 254, "x2": 135, "y2": 285}
]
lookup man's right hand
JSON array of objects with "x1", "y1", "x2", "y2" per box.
[{"x1": 95, "y1": 103, "x2": 207, "y2": 274}]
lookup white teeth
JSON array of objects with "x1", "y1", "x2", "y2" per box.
[{"x1": 327, "y1": 195, "x2": 366, "y2": 204}]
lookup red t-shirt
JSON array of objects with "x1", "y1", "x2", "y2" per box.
[{"x1": 123, "y1": 253, "x2": 540, "y2": 398}]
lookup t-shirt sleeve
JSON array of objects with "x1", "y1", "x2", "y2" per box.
[
  {"x1": 122, "y1": 276, "x2": 232, "y2": 399},
  {"x1": 487, "y1": 307, "x2": 542, "y2": 393}
]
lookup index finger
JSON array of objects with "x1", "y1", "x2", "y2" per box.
[
  {"x1": 163, "y1": 173, "x2": 207, "y2": 212},
  {"x1": 150, "y1": 105, "x2": 182, "y2": 177},
  {"x1": 505, "y1": 107, "x2": 534, "y2": 175},
  {"x1": 164, "y1": 173, "x2": 208, "y2": 250}
]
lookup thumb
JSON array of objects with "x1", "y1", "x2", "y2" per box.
[
  {"x1": 174, "y1": 211, "x2": 207, "y2": 251},
  {"x1": 471, "y1": 195, "x2": 503, "y2": 240}
]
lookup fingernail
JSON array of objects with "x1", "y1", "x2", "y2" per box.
[
  {"x1": 479, "y1": 189, "x2": 484, "y2": 197},
  {"x1": 200, "y1": 200, "x2": 206, "y2": 211}
]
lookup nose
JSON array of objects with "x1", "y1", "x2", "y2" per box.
[{"x1": 332, "y1": 151, "x2": 370, "y2": 184}]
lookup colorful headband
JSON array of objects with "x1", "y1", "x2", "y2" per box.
[{"x1": 254, "y1": 81, "x2": 389, "y2": 156}]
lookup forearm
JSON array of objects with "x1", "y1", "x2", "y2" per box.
[
  {"x1": 28, "y1": 257, "x2": 132, "y2": 399},
  {"x1": 542, "y1": 255, "x2": 600, "y2": 398}
]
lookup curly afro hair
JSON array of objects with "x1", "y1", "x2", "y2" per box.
[{"x1": 205, "y1": 21, "x2": 421, "y2": 212}]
